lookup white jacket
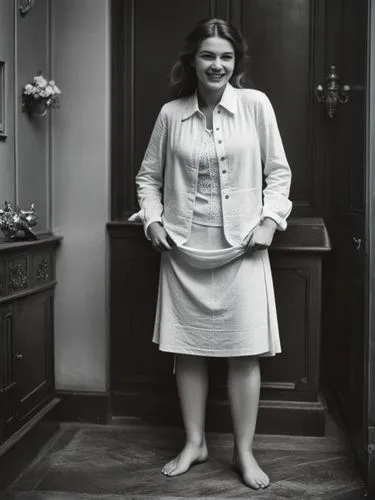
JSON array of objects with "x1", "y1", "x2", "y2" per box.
[{"x1": 134, "y1": 83, "x2": 292, "y2": 247}]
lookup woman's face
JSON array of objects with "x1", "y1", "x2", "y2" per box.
[{"x1": 193, "y1": 36, "x2": 235, "y2": 94}]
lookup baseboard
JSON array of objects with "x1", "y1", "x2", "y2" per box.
[
  {"x1": 110, "y1": 389, "x2": 326, "y2": 436},
  {"x1": 56, "y1": 390, "x2": 110, "y2": 424},
  {"x1": 55, "y1": 388, "x2": 326, "y2": 436},
  {"x1": 0, "y1": 398, "x2": 60, "y2": 493}
]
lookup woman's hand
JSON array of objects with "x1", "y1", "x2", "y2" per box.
[
  {"x1": 148, "y1": 222, "x2": 175, "y2": 252},
  {"x1": 249, "y1": 218, "x2": 277, "y2": 251}
]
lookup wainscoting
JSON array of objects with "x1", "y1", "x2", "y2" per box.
[{"x1": 108, "y1": 218, "x2": 331, "y2": 436}]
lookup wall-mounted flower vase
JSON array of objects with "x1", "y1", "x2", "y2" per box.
[{"x1": 22, "y1": 71, "x2": 61, "y2": 117}]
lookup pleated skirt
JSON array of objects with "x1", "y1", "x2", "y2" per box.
[{"x1": 152, "y1": 222, "x2": 281, "y2": 357}]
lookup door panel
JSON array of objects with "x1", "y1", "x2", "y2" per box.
[
  {"x1": 119, "y1": 0, "x2": 214, "y2": 213},
  {"x1": 14, "y1": 292, "x2": 53, "y2": 425},
  {"x1": 239, "y1": 0, "x2": 323, "y2": 216}
]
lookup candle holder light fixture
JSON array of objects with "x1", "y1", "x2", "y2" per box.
[{"x1": 315, "y1": 65, "x2": 350, "y2": 119}]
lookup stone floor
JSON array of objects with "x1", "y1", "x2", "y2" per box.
[{"x1": 1, "y1": 422, "x2": 367, "y2": 500}]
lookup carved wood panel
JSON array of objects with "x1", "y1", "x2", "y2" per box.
[
  {"x1": 0, "y1": 237, "x2": 60, "y2": 449},
  {"x1": 110, "y1": 225, "x2": 323, "y2": 405},
  {"x1": 14, "y1": 290, "x2": 53, "y2": 425},
  {"x1": 8, "y1": 257, "x2": 28, "y2": 293}
]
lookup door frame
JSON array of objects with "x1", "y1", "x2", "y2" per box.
[{"x1": 366, "y1": 0, "x2": 375, "y2": 496}]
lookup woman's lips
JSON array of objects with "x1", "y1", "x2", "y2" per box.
[{"x1": 207, "y1": 73, "x2": 225, "y2": 81}]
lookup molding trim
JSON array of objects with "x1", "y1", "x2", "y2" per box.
[
  {"x1": 367, "y1": 1, "x2": 375, "y2": 497},
  {"x1": 55, "y1": 388, "x2": 326, "y2": 436},
  {"x1": 57, "y1": 391, "x2": 110, "y2": 424},
  {"x1": 110, "y1": 389, "x2": 326, "y2": 436}
]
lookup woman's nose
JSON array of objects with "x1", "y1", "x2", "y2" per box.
[{"x1": 211, "y1": 57, "x2": 223, "y2": 69}]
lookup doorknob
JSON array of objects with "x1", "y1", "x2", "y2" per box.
[{"x1": 353, "y1": 236, "x2": 362, "y2": 251}]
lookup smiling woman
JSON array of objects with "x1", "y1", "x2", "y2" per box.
[
  {"x1": 193, "y1": 38, "x2": 235, "y2": 129},
  {"x1": 194, "y1": 38, "x2": 235, "y2": 86},
  {"x1": 133, "y1": 17, "x2": 292, "y2": 491},
  {"x1": 169, "y1": 18, "x2": 249, "y2": 99}
]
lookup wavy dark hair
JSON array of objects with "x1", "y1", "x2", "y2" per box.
[{"x1": 170, "y1": 18, "x2": 249, "y2": 99}]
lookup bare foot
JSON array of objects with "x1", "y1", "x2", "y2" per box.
[
  {"x1": 233, "y1": 451, "x2": 270, "y2": 490},
  {"x1": 162, "y1": 442, "x2": 208, "y2": 477}
]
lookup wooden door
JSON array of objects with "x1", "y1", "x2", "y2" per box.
[{"x1": 322, "y1": 0, "x2": 371, "y2": 491}]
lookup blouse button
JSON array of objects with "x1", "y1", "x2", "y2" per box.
[
  {"x1": 225, "y1": 194, "x2": 229, "y2": 199},
  {"x1": 221, "y1": 156, "x2": 225, "y2": 161},
  {"x1": 218, "y1": 140, "x2": 222, "y2": 144},
  {"x1": 216, "y1": 127, "x2": 220, "y2": 131},
  {"x1": 217, "y1": 110, "x2": 221, "y2": 114},
  {"x1": 222, "y1": 170, "x2": 227, "y2": 174}
]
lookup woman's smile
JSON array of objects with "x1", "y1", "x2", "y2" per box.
[
  {"x1": 206, "y1": 72, "x2": 226, "y2": 82},
  {"x1": 194, "y1": 36, "x2": 235, "y2": 94}
]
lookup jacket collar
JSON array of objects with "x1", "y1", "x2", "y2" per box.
[{"x1": 182, "y1": 83, "x2": 238, "y2": 120}]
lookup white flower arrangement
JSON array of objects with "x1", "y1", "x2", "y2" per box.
[{"x1": 22, "y1": 72, "x2": 61, "y2": 111}]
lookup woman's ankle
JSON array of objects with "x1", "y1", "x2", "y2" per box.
[{"x1": 185, "y1": 435, "x2": 207, "y2": 448}]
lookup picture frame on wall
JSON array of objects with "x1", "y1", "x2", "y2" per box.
[{"x1": 0, "y1": 60, "x2": 5, "y2": 139}]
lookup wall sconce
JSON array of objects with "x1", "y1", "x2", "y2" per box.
[
  {"x1": 315, "y1": 65, "x2": 350, "y2": 119},
  {"x1": 19, "y1": 0, "x2": 36, "y2": 17}
]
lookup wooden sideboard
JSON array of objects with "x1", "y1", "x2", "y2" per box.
[
  {"x1": 0, "y1": 234, "x2": 61, "y2": 488},
  {"x1": 108, "y1": 217, "x2": 332, "y2": 436}
]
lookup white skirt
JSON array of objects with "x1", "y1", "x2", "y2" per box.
[{"x1": 152, "y1": 222, "x2": 281, "y2": 357}]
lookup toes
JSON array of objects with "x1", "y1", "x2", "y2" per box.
[
  {"x1": 166, "y1": 466, "x2": 177, "y2": 476},
  {"x1": 261, "y1": 473, "x2": 270, "y2": 488},
  {"x1": 166, "y1": 467, "x2": 181, "y2": 477},
  {"x1": 243, "y1": 475, "x2": 260, "y2": 490},
  {"x1": 241, "y1": 469, "x2": 270, "y2": 490},
  {"x1": 161, "y1": 460, "x2": 177, "y2": 476},
  {"x1": 257, "y1": 475, "x2": 270, "y2": 489}
]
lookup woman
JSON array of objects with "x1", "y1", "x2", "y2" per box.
[{"x1": 132, "y1": 18, "x2": 292, "y2": 490}]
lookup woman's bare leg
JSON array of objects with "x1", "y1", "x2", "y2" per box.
[
  {"x1": 162, "y1": 354, "x2": 209, "y2": 476},
  {"x1": 227, "y1": 356, "x2": 269, "y2": 489}
]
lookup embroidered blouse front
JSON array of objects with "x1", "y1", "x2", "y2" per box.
[{"x1": 192, "y1": 129, "x2": 224, "y2": 227}]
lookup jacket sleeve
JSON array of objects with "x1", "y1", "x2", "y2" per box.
[
  {"x1": 135, "y1": 106, "x2": 167, "y2": 239},
  {"x1": 256, "y1": 93, "x2": 292, "y2": 231}
]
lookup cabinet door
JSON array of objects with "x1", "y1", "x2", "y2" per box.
[
  {"x1": 14, "y1": 291, "x2": 54, "y2": 426},
  {"x1": 0, "y1": 305, "x2": 17, "y2": 443}
]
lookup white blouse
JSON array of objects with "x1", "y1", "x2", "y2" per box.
[
  {"x1": 133, "y1": 83, "x2": 292, "y2": 247},
  {"x1": 192, "y1": 129, "x2": 224, "y2": 227}
]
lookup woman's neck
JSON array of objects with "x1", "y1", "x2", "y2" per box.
[{"x1": 197, "y1": 83, "x2": 226, "y2": 110}]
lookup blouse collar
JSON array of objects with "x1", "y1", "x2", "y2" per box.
[{"x1": 182, "y1": 83, "x2": 238, "y2": 121}]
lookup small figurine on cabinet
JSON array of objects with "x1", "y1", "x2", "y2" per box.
[{"x1": 0, "y1": 201, "x2": 38, "y2": 240}]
